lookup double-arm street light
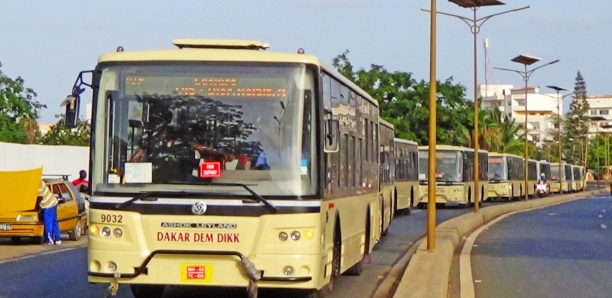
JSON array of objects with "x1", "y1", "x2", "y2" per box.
[
  {"x1": 588, "y1": 116, "x2": 607, "y2": 189},
  {"x1": 422, "y1": 1, "x2": 528, "y2": 213},
  {"x1": 545, "y1": 85, "x2": 573, "y2": 188},
  {"x1": 495, "y1": 55, "x2": 560, "y2": 201}
]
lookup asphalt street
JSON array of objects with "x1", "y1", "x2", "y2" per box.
[{"x1": 466, "y1": 193, "x2": 611, "y2": 298}]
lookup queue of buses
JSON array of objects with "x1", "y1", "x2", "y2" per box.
[{"x1": 67, "y1": 39, "x2": 587, "y2": 298}]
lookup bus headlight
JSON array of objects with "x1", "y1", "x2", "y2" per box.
[
  {"x1": 283, "y1": 266, "x2": 294, "y2": 276},
  {"x1": 101, "y1": 227, "x2": 111, "y2": 237},
  {"x1": 108, "y1": 262, "x2": 117, "y2": 272},
  {"x1": 90, "y1": 225, "x2": 99, "y2": 235},
  {"x1": 113, "y1": 228, "x2": 123, "y2": 238},
  {"x1": 279, "y1": 232, "x2": 288, "y2": 241},
  {"x1": 291, "y1": 231, "x2": 301, "y2": 241}
]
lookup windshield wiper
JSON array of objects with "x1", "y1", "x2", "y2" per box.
[
  {"x1": 158, "y1": 181, "x2": 277, "y2": 213},
  {"x1": 202, "y1": 182, "x2": 277, "y2": 213},
  {"x1": 115, "y1": 191, "x2": 186, "y2": 209}
]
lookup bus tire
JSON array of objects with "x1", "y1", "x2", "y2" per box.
[
  {"x1": 307, "y1": 222, "x2": 341, "y2": 298},
  {"x1": 381, "y1": 206, "x2": 388, "y2": 237},
  {"x1": 130, "y1": 285, "x2": 165, "y2": 298}
]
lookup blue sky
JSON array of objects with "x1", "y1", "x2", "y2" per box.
[{"x1": 1, "y1": 0, "x2": 610, "y2": 123}]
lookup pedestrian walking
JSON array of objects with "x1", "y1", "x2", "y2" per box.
[{"x1": 38, "y1": 180, "x2": 61, "y2": 245}]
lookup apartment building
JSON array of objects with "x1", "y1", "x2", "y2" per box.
[
  {"x1": 479, "y1": 84, "x2": 561, "y2": 147},
  {"x1": 587, "y1": 95, "x2": 612, "y2": 136}
]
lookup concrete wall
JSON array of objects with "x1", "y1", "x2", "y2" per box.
[{"x1": 0, "y1": 142, "x2": 89, "y2": 180}]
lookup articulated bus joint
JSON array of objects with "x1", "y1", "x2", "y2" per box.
[{"x1": 88, "y1": 249, "x2": 312, "y2": 282}]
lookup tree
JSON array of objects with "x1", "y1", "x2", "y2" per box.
[
  {"x1": 39, "y1": 114, "x2": 91, "y2": 146},
  {"x1": 331, "y1": 51, "x2": 472, "y2": 146},
  {"x1": 563, "y1": 71, "x2": 590, "y2": 165},
  {"x1": 0, "y1": 62, "x2": 45, "y2": 143}
]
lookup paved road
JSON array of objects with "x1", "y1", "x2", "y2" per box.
[
  {"x1": 3, "y1": 182, "x2": 599, "y2": 298},
  {"x1": 1, "y1": 203, "x2": 502, "y2": 298},
  {"x1": 462, "y1": 193, "x2": 612, "y2": 298}
]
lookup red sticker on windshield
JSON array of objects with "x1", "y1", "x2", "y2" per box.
[{"x1": 200, "y1": 162, "x2": 221, "y2": 178}]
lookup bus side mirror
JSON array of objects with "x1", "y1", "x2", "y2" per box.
[
  {"x1": 61, "y1": 95, "x2": 80, "y2": 128},
  {"x1": 324, "y1": 119, "x2": 339, "y2": 153}
]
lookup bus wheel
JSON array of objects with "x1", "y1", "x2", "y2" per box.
[
  {"x1": 130, "y1": 285, "x2": 165, "y2": 298},
  {"x1": 307, "y1": 224, "x2": 341, "y2": 297}
]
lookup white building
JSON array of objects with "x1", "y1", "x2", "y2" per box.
[
  {"x1": 479, "y1": 84, "x2": 563, "y2": 148},
  {"x1": 586, "y1": 95, "x2": 612, "y2": 136}
]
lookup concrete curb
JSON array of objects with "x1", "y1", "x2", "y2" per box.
[{"x1": 390, "y1": 189, "x2": 606, "y2": 298}]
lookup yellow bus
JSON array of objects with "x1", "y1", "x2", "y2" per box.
[
  {"x1": 378, "y1": 118, "x2": 395, "y2": 234},
  {"x1": 393, "y1": 138, "x2": 419, "y2": 214},
  {"x1": 527, "y1": 159, "x2": 539, "y2": 197},
  {"x1": 487, "y1": 153, "x2": 524, "y2": 201},
  {"x1": 66, "y1": 39, "x2": 388, "y2": 297},
  {"x1": 563, "y1": 163, "x2": 573, "y2": 193},
  {"x1": 571, "y1": 165, "x2": 585, "y2": 192},
  {"x1": 549, "y1": 162, "x2": 569, "y2": 194},
  {"x1": 416, "y1": 145, "x2": 488, "y2": 208}
]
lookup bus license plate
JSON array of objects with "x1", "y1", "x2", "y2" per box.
[
  {"x1": 0, "y1": 224, "x2": 12, "y2": 231},
  {"x1": 181, "y1": 264, "x2": 213, "y2": 282}
]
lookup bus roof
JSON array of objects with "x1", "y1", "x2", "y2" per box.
[
  {"x1": 417, "y1": 144, "x2": 488, "y2": 153},
  {"x1": 379, "y1": 118, "x2": 393, "y2": 129},
  {"x1": 394, "y1": 138, "x2": 418, "y2": 146},
  {"x1": 488, "y1": 152, "x2": 523, "y2": 159},
  {"x1": 97, "y1": 39, "x2": 378, "y2": 107}
]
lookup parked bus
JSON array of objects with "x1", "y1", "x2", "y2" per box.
[
  {"x1": 563, "y1": 163, "x2": 573, "y2": 193},
  {"x1": 487, "y1": 153, "x2": 524, "y2": 201},
  {"x1": 378, "y1": 118, "x2": 395, "y2": 233},
  {"x1": 539, "y1": 160, "x2": 552, "y2": 182},
  {"x1": 550, "y1": 162, "x2": 569, "y2": 194},
  {"x1": 527, "y1": 159, "x2": 539, "y2": 197},
  {"x1": 417, "y1": 145, "x2": 488, "y2": 208},
  {"x1": 572, "y1": 165, "x2": 585, "y2": 192},
  {"x1": 66, "y1": 39, "x2": 388, "y2": 297},
  {"x1": 393, "y1": 138, "x2": 419, "y2": 214}
]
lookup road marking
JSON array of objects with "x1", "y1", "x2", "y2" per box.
[
  {"x1": 549, "y1": 213, "x2": 558, "y2": 216},
  {"x1": 459, "y1": 199, "x2": 575, "y2": 298},
  {"x1": 460, "y1": 214, "x2": 509, "y2": 298},
  {"x1": 0, "y1": 247, "x2": 79, "y2": 265},
  {"x1": 599, "y1": 215, "x2": 603, "y2": 218},
  {"x1": 602, "y1": 224, "x2": 608, "y2": 229}
]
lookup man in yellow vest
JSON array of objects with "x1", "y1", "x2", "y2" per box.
[{"x1": 38, "y1": 180, "x2": 60, "y2": 245}]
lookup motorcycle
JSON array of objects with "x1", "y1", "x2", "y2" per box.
[{"x1": 535, "y1": 180, "x2": 549, "y2": 198}]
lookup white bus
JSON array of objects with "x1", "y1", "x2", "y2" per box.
[
  {"x1": 393, "y1": 138, "x2": 419, "y2": 214},
  {"x1": 417, "y1": 145, "x2": 488, "y2": 208},
  {"x1": 65, "y1": 39, "x2": 389, "y2": 298}
]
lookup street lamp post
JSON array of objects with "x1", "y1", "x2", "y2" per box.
[
  {"x1": 495, "y1": 55, "x2": 559, "y2": 201},
  {"x1": 545, "y1": 85, "x2": 572, "y2": 190},
  {"x1": 426, "y1": 0, "x2": 438, "y2": 252},
  {"x1": 589, "y1": 116, "x2": 606, "y2": 189},
  {"x1": 422, "y1": 0, "x2": 528, "y2": 213},
  {"x1": 601, "y1": 124, "x2": 612, "y2": 189}
]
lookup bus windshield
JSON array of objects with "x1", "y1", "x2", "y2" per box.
[
  {"x1": 91, "y1": 62, "x2": 317, "y2": 196},
  {"x1": 488, "y1": 156, "x2": 507, "y2": 180},
  {"x1": 418, "y1": 150, "x2": 463, "y2": 182},
  {"x1": 551, "y1": 167, "x2": 560, "y2": 181}
]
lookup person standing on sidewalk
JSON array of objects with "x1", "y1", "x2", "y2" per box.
[{"x1": 38, "y1": 180, "x2": 61, "y2": 245}]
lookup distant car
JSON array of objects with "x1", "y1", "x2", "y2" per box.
[{"x1": 0, "y1": 177, "x2": 88, "y2": 243}]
